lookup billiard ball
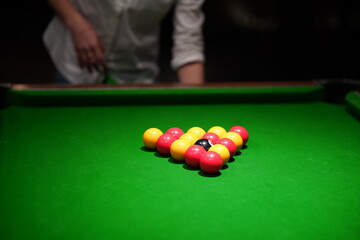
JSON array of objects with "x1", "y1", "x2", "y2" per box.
[
  {"x1": 170, "y1": 139, "x2": 192, "y2": 161},
  {"x1": 194, "y1": 139, "x2": 213, "y2": 151},
  {"x1": 216, "y1": 138, "x2": 237, "y2": 157},
  {"x1": 184, "y1": 145, "x2": 206, "y2": 168},
  {"x1": 223, "y1": 132, "x2": 243, "y2": 151},
  {"x1": 208, "y1": 144, "x2": 230, "y2": 165},
  {"x1": 200, "y1": 151, "x2": 223, "y2": 175},
  {"x1": 202, "y1": 132, "x2": 219, "y2": 144},
  {"x1": 229, "y1": 126, "x2": 249, "y2": 144},
  {"x1": 207, "y1": 126, "x2": 227, "y2": 138},
  {"x1": 187, "y1": 127, "x2": 206, "y2": 139},
  {"x1": 156, "y1": 133, "x2": 177, "y2": 155},
  {"x1": 143, "y1": 128, "x2": 163, "y2": 150},
  {"x1": 166, "y1": 127, "x2": 184, "y2": 139},
  {"x1": 179, "y1": 133, "x2": 199, "y2": 145}
]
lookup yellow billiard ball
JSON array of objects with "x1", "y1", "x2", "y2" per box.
[
  {"x1": 208, "y1": 144, "x2": 230, "y2": 165},
  {"x1": 187, "y1": 127, "x2": 206, "y2": 139},
  {"x1": 223, "y1": 132, "x2": 243, "y2": 151},
  {"x1": 179, "y1": 133, "x2": 199, "y2": 145},
  {"x1": 170, "y1": 139, "x2": 192, "y2": 161},
  {"x1": 142, "y1": 128, "x2": 163, "y2": 150},
  {"x1": 207, "y1": 126, "x2": 227, "y2": 138}
]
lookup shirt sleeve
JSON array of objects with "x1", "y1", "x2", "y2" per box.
[{"x1": 171, "y1": 0, "x2": 205, "y2": 70}]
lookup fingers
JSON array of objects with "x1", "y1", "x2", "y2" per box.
[
  {"x1": 93, "y1": 43, "x2": 106, "y2": 69},
  {"x1": 76, "y1": 45, "x2": 106, "y2": 73}
]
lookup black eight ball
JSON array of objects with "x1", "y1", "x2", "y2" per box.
[{"x1": 194, "y1": 139, "x2": 213, "y2": 151}]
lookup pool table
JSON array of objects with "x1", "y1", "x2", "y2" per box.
[{"x1": 1, "y1": 81, "x2": 360, "y2": 240}]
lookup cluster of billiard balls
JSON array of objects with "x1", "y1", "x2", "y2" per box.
[{"x1": 142, "y1": 126, "x2": 249, "y2": 175}]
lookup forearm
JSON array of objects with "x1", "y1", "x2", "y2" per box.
[
  {"x1": 47, "y1": 0, "x2": 106, "y2": 72},
  {"x1": 177, "y1": 62, "x2": 204, "y2": 84},
  {"x1": 47, "y1": 0, "x2": 86, "y2": 32}
]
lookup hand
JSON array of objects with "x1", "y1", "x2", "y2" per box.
[{"x1": 69, "y1": 17, "x2": 106, "y2": 73}]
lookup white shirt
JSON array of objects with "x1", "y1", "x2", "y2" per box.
[{"x1": 43, "y1": 0, "x2": 205, "y2": 84}]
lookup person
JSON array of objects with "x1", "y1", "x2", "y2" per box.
[{"x1": 43, "y1": 0, "x2": 205, "y2": 84}]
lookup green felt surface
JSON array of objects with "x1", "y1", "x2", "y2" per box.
[{"x1": 1, "y1": 89, "x2": 360, "y2": 240}]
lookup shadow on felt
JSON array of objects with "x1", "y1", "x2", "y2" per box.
[
  {"x1": 182, "y1": 164, "x2": 199, "y2": 171},
  {"x1": 198, "y1": 171, "x2": 221, "y2": 178},
  {"x1": 168, "y1": 158, "x2": 183, "y2": 164},
  {"x1": 140, "y1": 146, "x2": 156, "y2": 153}
]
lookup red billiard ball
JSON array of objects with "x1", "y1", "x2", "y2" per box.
[
  {"x1": 156, "y1": 134, "x2": 177, "y2": 155},
  {"x1": 200, "y1": 151, "x2": 223, "y2": 175},
  {"x1": 201, "y1": 133, "x2": 219, "y2": 145},
  {"x1": 216, "y1": 138, "x2": 237, "y2": 157},
  {"x1": 229, "y1": 126, "x2": 249, "y2": 144},
  {"x1": 165, "y1": 127, "x2": 184, "y2": 139},
  {"x1": 184, "y1": 145, "x2": 206, "y2": 168}
]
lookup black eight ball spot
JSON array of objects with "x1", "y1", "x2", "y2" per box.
[{"x1": 194, "y1": 139, "x2": 213, "y2": 151}]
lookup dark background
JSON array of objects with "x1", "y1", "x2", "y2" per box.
[{"x1": 1, "y1": 0, "x2": 360, "y2": 84}]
